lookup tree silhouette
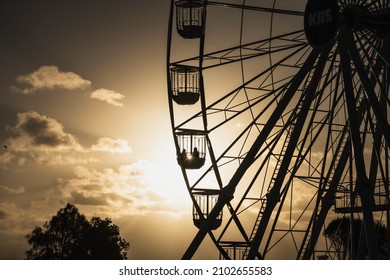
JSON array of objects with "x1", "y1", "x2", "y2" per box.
[
  {"x1": 323, "y1": 217, "x2": 388, "y2": 259},
  {"x1": 85, "y1": 217, "x2": 129, "y2": 260},
  {"x1": 25, "y1": 203, "x2": 129, "y2": 259}
]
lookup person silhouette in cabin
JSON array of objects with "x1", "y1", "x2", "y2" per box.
[
  {"x1": 192, "y1": 147, "x2": 200, "y2": 159},
  {"x1": 181, "y1": 149, "x2": 187, "y2": 161}
]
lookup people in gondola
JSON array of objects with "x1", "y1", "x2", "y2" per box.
[
  {"x1": 192, "y1": 147, "x2": 199, "y2": 159},
  {"x1": 181, "y1": 149, "x2": 187, "y2": 160},
  {"x1": 178, "y1": 145, "x2": 205, "y2": 169}
]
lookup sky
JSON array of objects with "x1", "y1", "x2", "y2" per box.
[{"x1": 0, "y1": 0, "x2": 203, "y2": 260}]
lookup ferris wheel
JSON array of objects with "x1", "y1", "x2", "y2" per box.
[{"x1": 166, "y1": 0, "x2": 390, "y2": 260}]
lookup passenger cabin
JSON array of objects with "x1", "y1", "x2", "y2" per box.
[
  {"x1": 219, "y1": 242, "x2": 248, "y2": 260},
  {"x1": 170, "y1": 65, "x2": 200, "y2": 105},
  {"x1": 192, "y1": 189, "x2": 222, "y2": 230},
  {"x1": 175, "y1": 0, "x2": 204, "y2": 39},
  {"x1": 176, "y1": 130, "x2": 206, "y2": 169}
]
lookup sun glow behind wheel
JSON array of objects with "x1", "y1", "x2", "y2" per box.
[{"x1": 167, "y1": 0, "x2": 390, "y2": 260}]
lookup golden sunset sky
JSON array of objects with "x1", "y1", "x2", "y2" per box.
[{"x1": 0, "y1": 0, "x2": 207, "y2": 259}]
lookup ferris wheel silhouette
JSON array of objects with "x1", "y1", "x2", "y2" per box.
[{"x1": 167, "y1": 0, "x2": 390, "y2": 260}]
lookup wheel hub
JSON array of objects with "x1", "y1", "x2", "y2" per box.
[
  {"x1": 340, "y1": 4, "x2": 372, "y2": 29},
  {"x1": 304, "y1": 0, "x2": 339, "y2": 48},
  {"x1": 342, "y1": 6, "x2": 357, "y2": 27}
]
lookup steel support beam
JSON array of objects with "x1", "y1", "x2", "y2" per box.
[
  {"x1": 339, "y1": 31, "x2": 380, "y2": 259},
  {"x1": 181, "y1": 47, "x2": 320, "y2": 260},
  {"x1": 246, "y1": 47, "x2": 330, "y2": 259}
]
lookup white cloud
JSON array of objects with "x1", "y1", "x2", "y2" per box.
[
  {"x1": 90, "y1": 137, "x2": 132, "y2": 154},
  {"x1": 90, "y1": 88, "x2": 125, "y2": 107},
  {"x1": 13, "y1": 65, "x2": 91, "y2": 94}
]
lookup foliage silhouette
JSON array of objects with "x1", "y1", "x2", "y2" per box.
[
  {"x1": 323, "y1": 217, "x2": 388, "y2": 259},
  {"x1": 25, "y1": 203, "x2": 129, "y2": 259}
]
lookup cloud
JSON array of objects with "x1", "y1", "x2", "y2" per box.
[
  {"x1": 11, "y1": 66, "x2": 125, "y2": 109},
  {"x1": 0, "y1": 160, "x2": 187, "y2": 259},
  {"x1": 8, "y1": 111, "x2": 81, "y2": 152},
  {"x1": 54, "y1": 160, "x2": 188, "y2": 216},
  {"x1": 12, "y1": 65, "x2": 91, "y2": 94},
  {"x1": 58, "y1": 163, "x2": 156, "y2": 212},
  {"x1": 0, "y1": 111, "x2": 101, "y2": 167},
  {"x1": 90, "y1": 137, "x2": 132, "y2": 154},
  {"x1": 0, "y1": 185, "x2": 26, "y2": 194},
  {"x1": 90, "y1": 88, "x2": 125, "y2": 106},
  {"x1": 1, "y1": 111, "x2": 138, "y2": 168}
]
